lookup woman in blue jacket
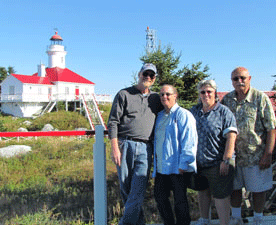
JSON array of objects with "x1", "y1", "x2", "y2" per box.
[{"x1": 153, "y1": 84, "x2": 198, "y2": 225}]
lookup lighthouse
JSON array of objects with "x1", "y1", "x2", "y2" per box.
[{"x1": 47, "y1": 31, "x2": 67, "y2": 68}]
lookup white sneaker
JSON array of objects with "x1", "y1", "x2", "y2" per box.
[
  {"x1": 229, "y1": 216, "x2": 244, "y2": 225},
  {"x1": 253, "y1": 216, "x2": 263, "y2": 225},
  {"x1": 195, "y1": 217, "x2": 210, "y2": 225}
]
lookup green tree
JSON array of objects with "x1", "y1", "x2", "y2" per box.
[
  {"x1": 140, "y1": 45, "x2": 210, "y2": 109},
  {"x1": 0, "y1": 66, "x2": 15, "y2": 82}
]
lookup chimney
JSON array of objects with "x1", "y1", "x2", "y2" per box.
[{"x1": 38, "y1": 63, "x2": 46, "y2": 77}]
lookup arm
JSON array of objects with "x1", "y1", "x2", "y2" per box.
[
  {"x1": 107, "y1": 91, "x2": 125, "y2": 166},
  {"x1": 259, "y1": 129, "x2": 275, "y2": 170},
  {"x1": 178, "y1": 111, "x2": 198, "y2": 174},
  {"x1": 259, "y1": 95, "x2": 276, "y2": 170},
  {"x1": 107, "y1": 92, "x2": 123, "y2": 140},
  {"x1": 220, "y1": 131, "x2": 237, "y2": 176},
  {"x1": 111, "y1": 138, "x2": 121, "y2": 167}
]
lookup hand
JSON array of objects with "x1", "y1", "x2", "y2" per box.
[
  {"x1": 111, "y1": 145, "x2": 121, "y2": 167},
  {"x1": 220, "y1": 161, "x2": 229, "y2": 176},
  {"x1": 259, "y1": 153, "x2": 272, "y2": 170}
]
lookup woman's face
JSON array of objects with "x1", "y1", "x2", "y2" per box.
[{"x1": 199, "y1": 85, "x2": 216, "y2": 106}]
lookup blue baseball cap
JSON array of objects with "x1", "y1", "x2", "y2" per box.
[{"x1": 140, "y1": 63, "x2": 157, "y2": 75}]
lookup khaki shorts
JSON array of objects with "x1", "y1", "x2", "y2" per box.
[
  {"x1": 198, "y1": 162, "x2": 235, "y2": 199},
  {"x1": 233, "y1": 165, "x2": 273, "y2": 192}
]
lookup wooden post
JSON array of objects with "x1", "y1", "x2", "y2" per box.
[{"x1": 93, "y1": 125, "x2": 107, "y2": 225}]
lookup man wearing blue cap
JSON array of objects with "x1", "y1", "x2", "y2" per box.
[{"x1": 108, "y1": 63, "x2": 163, "y2": 225}]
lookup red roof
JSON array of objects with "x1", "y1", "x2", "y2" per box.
[
  {"x1": 50, "y1": 32, "x2": 63, "y2": 41},
  {"x1": 11, "y1": 67, "x2": 95, "y2": 85},
  {"x1": 12, "y1": 74, "x2": 53, "y2": 85},
  {"x1": 33, "y1": 68, "x2": 95, "y2": 84}
]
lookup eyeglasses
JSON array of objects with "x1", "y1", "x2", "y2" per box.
[
  {"x1": 143, "y1": 71, "x2": 156, "y2": 79},
  {"x1": 200, "y1": 90, "x2": 213, "y2": 95},
  {"x1": 232, "y1": 76, "x2": 247, "y2": 81},
  {"x1": 160, "y1": 92, "x2": 174, "y2": 97}
]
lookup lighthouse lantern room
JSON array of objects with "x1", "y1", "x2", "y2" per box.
[{"x1": 47, "y1": 31, "x2": 67, "y2": 69}]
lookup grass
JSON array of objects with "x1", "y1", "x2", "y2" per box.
[
  {"x1": 0, "y1": 138, "x2": 200, "y2": 225},
  {"x1": 0, "y1": 107, "x2": 202, "y2": 224},
  {"x1": 0, "y1": 136, "x2": 95, "y2": 223}
]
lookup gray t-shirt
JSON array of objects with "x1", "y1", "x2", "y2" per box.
[{"x1": 108, "y1": 86, "x2": 163, "y2": 141}]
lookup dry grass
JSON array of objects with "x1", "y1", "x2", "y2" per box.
[{"x1": 0, "y1": 110, "x2": 202, "y2": 224}]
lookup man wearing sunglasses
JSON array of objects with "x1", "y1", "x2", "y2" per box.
[
  {"x1": 107, "y1": 63, "x2": 163, "y2": 225},
  {"x1": 222, "y1": 67, "x2": 276, "y2": 225}
]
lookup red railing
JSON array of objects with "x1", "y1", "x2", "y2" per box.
[{"x1": 0, "y1": 130, "x2": 108, "y2": 137}]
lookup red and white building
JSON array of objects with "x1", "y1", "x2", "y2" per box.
[{"x1": 0, "y1": 32, "x2": 111, "y2": 119}]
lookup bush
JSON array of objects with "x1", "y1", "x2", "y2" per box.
[
  {"x1": 0, "y1": 119, "x2": 7, "y2": 132},
  {"x1": 98, "y1": 103, "x2": 112, "y2": 125},
  {"x1": 0, "y1": 115, "x2": 26, "y2": 132},
  {"x1": 28, "y1": 111, "x2": 90, "y2": 131},
  {"x1": 56, "y1": 101, "x2": 66, "y2": 111},
  {"x1": 0, "y1": 104, "x2": 111, "y2": 132}
]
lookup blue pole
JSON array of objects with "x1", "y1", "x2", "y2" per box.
[{"x1": 94, "y1": 125, "x2": 107, "y2": 225}]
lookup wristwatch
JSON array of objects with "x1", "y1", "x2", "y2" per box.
[{"x1": 223, "y1": 159, "x2": 230, "y2": 165}]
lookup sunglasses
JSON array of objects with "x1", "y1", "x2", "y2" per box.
[
  {"x1": 142, "y1": 71, "x2": 156, "y2": 79},
  {"x1": 160, "y1": 92, "x2": 174, "y2": 97},
  {"x1": 200, "y1": 90, "x2": 213, "y2": 95},
  {"x1": 232, "y1": 76, "x2": 247, "y2": 81}
]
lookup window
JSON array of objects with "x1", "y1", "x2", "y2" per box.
[
  {"x1": 9, "y1": 86, "x2": 15, "y2": 95},
  {"x1": 65, "y1": 87, "x2": 69, "y2": 95},
  {"x1": 38, "y1": 88, "x2": 42, "y2": 95},
  {"x1": 85, "y1": 88, "x2": 89, "y2": 95}
]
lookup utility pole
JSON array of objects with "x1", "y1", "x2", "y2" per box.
[{"x1": 145, "y1": 26, "x2": 157, "y2": 54}]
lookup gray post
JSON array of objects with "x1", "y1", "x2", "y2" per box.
[{"x1": 93, "y1": 125, "x2": 107, "y2": 225}]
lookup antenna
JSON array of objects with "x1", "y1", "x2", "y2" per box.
[{"x1": 146, "y1": 26, "x2": 157, "y2": 53}]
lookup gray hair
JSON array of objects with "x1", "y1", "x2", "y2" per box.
[
  {"x1": 197, "y1": 79, "x2": 219, "y2": 103},
  {"x1": 161, "y1": 84, "x2": 178, "y2": 95},
  {"x1": 197, "y1": 79, "x2": 217, "y2": 91}
]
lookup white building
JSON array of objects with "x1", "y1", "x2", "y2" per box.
[{"x1": 0, "y1": 32, "x2": 110, "y2": 120}]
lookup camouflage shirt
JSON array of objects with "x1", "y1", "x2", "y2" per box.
[{"x1": 221, "y1": 87, "x2": 275, "y2": 167}]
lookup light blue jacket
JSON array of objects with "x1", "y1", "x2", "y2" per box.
[{"x1": 152, "y1": 103, "x2": 198, "y2": 177}]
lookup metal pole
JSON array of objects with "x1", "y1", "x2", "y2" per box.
[{"x1": 93, "y1": 125, "x2": 107, "y2": 225}]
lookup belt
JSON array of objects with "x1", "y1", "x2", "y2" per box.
[{"x1": 123, "y1": 137, "x2": 151, "y2": 144}]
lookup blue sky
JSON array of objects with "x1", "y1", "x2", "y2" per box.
[{"x1": 1, "y1": 0, "x2": 276, "y2": 99}]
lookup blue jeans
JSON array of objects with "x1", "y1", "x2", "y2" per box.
[{"x1": 117, "y1": 139, "x2": 153, "y2": 225}]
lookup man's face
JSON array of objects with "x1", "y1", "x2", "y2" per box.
[
  {"x1": 138, "y1": 70, "x2": 156, "y2": 88},
  {"x1": 231, "y1": 69, "x2": 251, "y2": 94},
  {"x1": 160, "y1": 85, "x2": 177, "y2": 111}
]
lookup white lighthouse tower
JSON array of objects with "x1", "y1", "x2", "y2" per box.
[{"x1": 47, "y1": 31, "x2": 67, "y2": 68}]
